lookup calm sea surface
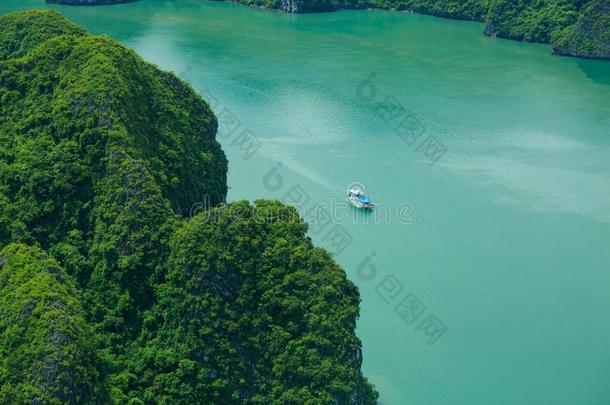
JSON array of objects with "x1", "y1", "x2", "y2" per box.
[{"x1": 3, "y1": 1, "x2": 610, "y2": 403}]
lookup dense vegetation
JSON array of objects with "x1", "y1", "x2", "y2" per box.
[
  {"x1": 0, "y1": 10, "x2": 376, "y2": 404},
  {"x1": 127, "y1": 202, "x2": 374, "y2": 404},
  {"x1": 552, "y1": 0, "x2": 610, "y2": 59},
  {"x1": 0, "y1": 244, "x2": 108, "y2": 404},
  {"x1": 484, "y1": 0, "x2": 587, "y2": 43}
]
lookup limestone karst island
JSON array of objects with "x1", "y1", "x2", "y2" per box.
[{"x1": 0, "y1": 1, "x2": 609, "y2": 404}]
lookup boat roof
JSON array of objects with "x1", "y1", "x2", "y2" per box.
[{"x1": 357, "y1": 195, "x2": 371, "y2": 203}]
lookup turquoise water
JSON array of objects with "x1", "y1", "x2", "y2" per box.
[{"x1": 3, "y1": 1, "x2": 610, "y2": 403}]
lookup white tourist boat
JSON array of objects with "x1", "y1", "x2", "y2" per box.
[{"x1": 347, "y1": 189, "x2": 373, "y2": 209}]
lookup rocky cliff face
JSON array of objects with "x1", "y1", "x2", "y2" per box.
[
  {"x1": 279, "y1": 0, "x2": 302, "y2": 12},
  {"x1": 391, "y1": 0, "x2": 488, "y2": 21},
  {"x1": 0, "y1": 244, "x2": 109, "y2": 404},
  {"x1": 483, "y1": 0, "x2": 583, "y2": 43},
  {"x1": 552, "y1": 0, "x2": 610, "y2": 60},
  {"x1": 247, "y1": 0, "x2": 343, "y2": 13}
]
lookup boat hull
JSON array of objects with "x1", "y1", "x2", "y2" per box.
[{"x1": 347, "y1": 197, "x2": 373, "y2": 209}]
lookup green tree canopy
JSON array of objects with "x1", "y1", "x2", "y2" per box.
[
  {"x1": 0, "y1": 244, "x2": 108, "y2": 404},
  {"x1": 0, "y1": 10, "x2": 376, "y2": 403}
]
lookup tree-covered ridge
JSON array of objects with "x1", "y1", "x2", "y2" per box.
[
  {"x1": 484, "y1": 0, "x2": 586, "y2": 43},
  {"x1": 127, "y1": 201, "x2": 376, "y2": 404},
  {"x1": 0, "y1": 7, "x2": 86, "y2": 59},
  {"x1": 0, "y1": 10, "x2": 376, "y2": 404},
  {"x1": 0, "y1": 7, "x2": 227, "y2": 370},
  {"x1": 0, "y1": 244, "x2": 108, "y2": 404},
  {"x1": 552, "y1": 0, "x2": 610, "y2": 59}
]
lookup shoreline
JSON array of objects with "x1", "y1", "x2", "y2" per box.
[{"x1": 42, "y1": 0, "x2": 610, "y2": 61}]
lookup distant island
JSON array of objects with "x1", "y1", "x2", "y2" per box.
[
  {"x1": 46, "y1": 0, "x2": 132, "y2": 4},
  {"x1": 45, "y1": 0, "x2": 610, "y2": 60},
  {"x1": 0, "y1": 10, "x2": 377, "y2": 404}
]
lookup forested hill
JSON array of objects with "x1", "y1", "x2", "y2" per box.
[{"x1": 0, "y1": 9, "x2": 377, "y2": 404}]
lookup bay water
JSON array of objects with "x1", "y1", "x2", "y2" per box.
[{"x1": 2, "y1": 1, "x2": 610, "y2": 403}]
